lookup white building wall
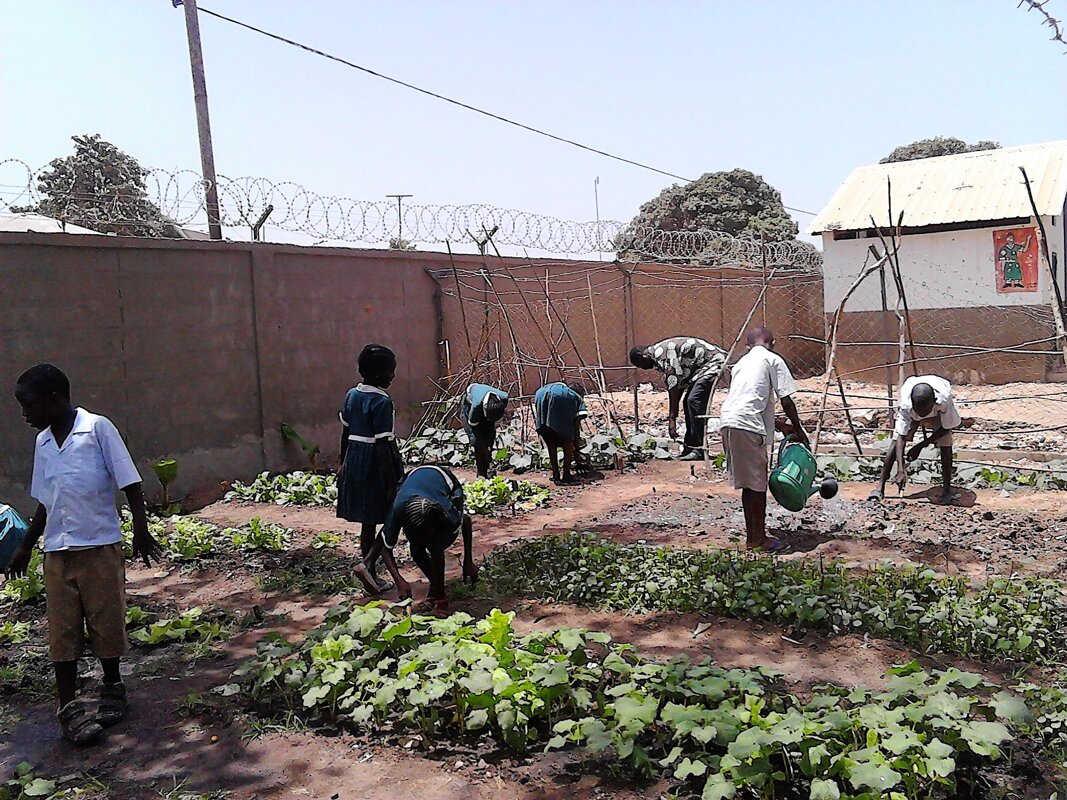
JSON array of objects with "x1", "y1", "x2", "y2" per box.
[{"x1": 822, "y1": 216, "x2": 1065, "y2": 313}]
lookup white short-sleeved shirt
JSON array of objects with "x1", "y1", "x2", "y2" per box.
[
  {"x1": 719, "y1": 346, "x2": 798, "y2": 437},
  {"x1": 30, "y1": 408, "x2": 142, "y2": 552},
  {"x1": 893, "y1": 375, "x2": 961, "y2": 438}
]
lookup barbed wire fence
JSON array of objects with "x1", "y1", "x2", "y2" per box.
[{"x1": 0, "y1": 159, "x2": 823, "y2": 267}]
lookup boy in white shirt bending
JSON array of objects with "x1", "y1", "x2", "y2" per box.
[
  {"x1": 7, "y1": 364, "x2": 162, "y2": 745},
  {"x1": 718, "y1": 328, "x2": 808, "y2": 549},
  {"x1": 869, "y1": 375, "x2": 961, "y2": 504}
]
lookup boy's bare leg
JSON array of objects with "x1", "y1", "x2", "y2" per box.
[
  {"x1": 55, "y1": 661, "x2": 77, "y2": 708},
  {"x1": 742, "y1": 488, "x2": 767, "y2": 548},
  {"x1": 474, "y1": 442, "x2": 491, "y2": 478},
  {"x1": 544, "y1": 435, "x2": 561, "y2": 482},
  {"x1": 938, "y1": 446, "x2": 958, "y2": 503},
  {"x1": 360, "y1": 521, "x2": 379, "y2": 571},
  {"x1": 561, "y1": 438, "x2": 577, "y2": 483},
  {"x1": 428, "y1": 551, "x2": 446, "y2": 600}
]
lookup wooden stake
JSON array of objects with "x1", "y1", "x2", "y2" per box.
[
  {"x1": 813, "y1": 250, "x2": 893, "y2": 452},
  {"x1": 1019, "y1": 166, "x2": 1067, "y2": 368}
]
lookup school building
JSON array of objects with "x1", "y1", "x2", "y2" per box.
[{"x1": 810, "y1": 141, "x2": 1067, "y2": 384}]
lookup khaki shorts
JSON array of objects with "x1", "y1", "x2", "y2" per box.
[
  {"x1": 721, "y1": 428, "x2": 768, "y2": 492},
  {"x1": 44, "y1": 543, "x2": 127, "y2": 662},
  {"x1": 918, "y1": 419, "x2": 953, "y2": 446}
]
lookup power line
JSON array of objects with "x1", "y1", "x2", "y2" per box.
[{"x1": 195, "y1": 5, "x2": 818, "y2": 217}]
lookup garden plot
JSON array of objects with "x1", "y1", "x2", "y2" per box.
[{"x1": 4, "y1": 457, "x2": 1067, "y2": 798}]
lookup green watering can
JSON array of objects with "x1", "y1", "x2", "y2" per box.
[{"x1": 769, "y1": 436, "x2": 839, "y2": 512}]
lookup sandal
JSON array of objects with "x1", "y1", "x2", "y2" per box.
[
  {"x1": 413, "y1": 597, "x2": 451, "y2": 617},
  {"x1": 96, "y1": 681, "x2": 128, "y2": 728},
  {"x1": 58, "y1": 699, "x2": 104, "y2": 746}
]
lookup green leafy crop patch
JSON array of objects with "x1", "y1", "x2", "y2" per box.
[
  {"x1": 128, "y1": 608, "x2": 228, "y2": 647},
  {"x1": 121, "y1": 512, "x2": 294, "y2": 562},
  {"x1": 463, "y1": 477, "x2": 550, "y2": 516},
  {"x1": 229, "y1": 603, "x2": 1034, "y2": 800},
  {"x1": 226, "y1": 471, "x2": 338, "y2": 507},
  {"x1": 482, "y1": 534, "x2": 1067, "y2": 664}
]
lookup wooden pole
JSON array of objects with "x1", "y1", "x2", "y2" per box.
[
  {"x1": 445, "y1": 241, "x2": 475, "y2": 368},
  {"x1": 180, "y1": 0, "x2": 223, "y2": 240},
  {"x1": 616, "y1": 263, "x2": 640, "y2": 434},
  {"x1": 1019, "y1": 166, "x2": 1067, "y2": 368},
  {"x1": 813, "y1": 251, "x2": 893, "y2": 452},
  {"x1": 836, "y1": 376, "x2": 864, "y2": 456},
  {"x1": 587, "y1": 273, "x2": 620, "y2": 427}
]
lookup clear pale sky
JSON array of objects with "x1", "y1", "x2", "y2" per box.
[{"x1": 2, "y1": 1, "x2": 1065, "y2": 250}]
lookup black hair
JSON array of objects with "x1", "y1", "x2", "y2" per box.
[
  {"x1": 746, "y1": 326, "x2": 775, "y2": 347},
  {"x1": 484, "y1": 392, "x2": 508, "y2": 423},
  {"x1": 400, "y1": 496, "x2": 447, "y2": 539},
  {"x1": 628, "y1": 346, "x2": 646, "y2": 366},
  {"x1": 911, "y1": 382, "x2": 935, "y2": 405},
  {"x1": 358, "y1": 344, "x2": 396, "y2": 382},
  {"x1": 16, "y1": 363, "x2": 70, "y2": 399}
]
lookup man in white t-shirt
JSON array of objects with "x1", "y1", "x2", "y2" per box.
[
  {"x1": 870, "y1": 375, "x2": 961, "y2": 504},
  {"x1": 718, "y1": 327, "x2": 808, "y2": 549}
]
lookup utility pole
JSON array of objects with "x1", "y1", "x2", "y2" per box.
[
  {"x1": 387, "y1": 194, "x2": 412, "y2": 245},
  {"x1": 179, "y1": 0, "x2": 223, "y2": 240},
  {"x1": 593, "y1": 177, "x2": 602, "y2": 261}
]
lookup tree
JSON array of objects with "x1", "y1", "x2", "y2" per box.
[
  {"x1": 879, "y1": 136, "x2": 1000, "y2": 164},
  {"x1": 617, "y1": 168, "x2": 802, "y2": 262},
  {"x1": 12, "y1": 134, "x2": 175, "y2": 237}
]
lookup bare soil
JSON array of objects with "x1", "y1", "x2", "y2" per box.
[{"x1": 3, "y1": 454, "x2": 1066, "y2": 797}]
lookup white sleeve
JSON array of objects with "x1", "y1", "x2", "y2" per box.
[
  {"x1": 893, "y1": 407, "x2": 912, "y2": 438},
  {"x1": 95, "y1": 418, "x2": 142, "y2": 490},
  {"x1": 29, "y1": 445, "x2": 46, "y2": 505},
  {"x1": 939, "y1": 398, "x2": 962, "y2": 430},
  {"x1": 770, "y1": 355, "x2": 798, "y2": 399}
]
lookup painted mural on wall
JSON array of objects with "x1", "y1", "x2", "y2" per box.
[{"x1": 994, "y1": 226, "x2": 1038, "y2": 293}]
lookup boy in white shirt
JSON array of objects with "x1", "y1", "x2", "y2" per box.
[
  {"x1": 869, "y1": 375, "x2": 961, "y2": 504},
  {"x1": 718, "y1": 327, "x2": 808, "y2": 549},
  {"x1": 7, "y1": 364, "x2": 162, "y2": 745}
]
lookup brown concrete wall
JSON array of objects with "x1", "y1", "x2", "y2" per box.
[
  {"x1": 830, "y1": 306, "x2": 1056, "y2": 385},
  {"x1": 0, "y1": 233, "x2": 827, "y2": 512},
  {"x1": 0, "y1": 234, "x2": 449, "y2": 512}
]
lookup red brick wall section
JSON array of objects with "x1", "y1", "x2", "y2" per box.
[{"x1": 829, "y1": 307, "x2": 1056, "y2": 385}]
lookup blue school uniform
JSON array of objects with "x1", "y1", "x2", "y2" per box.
[
  {"x1": 460, "y1": 383, "x2": 509, "y2": 447},
  {"x1": 534, "y1": 383, "x2": 587, "y2": 440},
  {"x1": 380, "y1": 465, "x2": 465, "y2": 553},
  {"x1": 337, "y1": 383, "x2": 402, "y2": 524}
]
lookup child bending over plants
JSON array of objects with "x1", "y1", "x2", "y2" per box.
[
  {"x1": 533, "y1": 382, "x2": 588, "y2": 484},
  {"x1": 353, "y1": 465, "x2": 478, "y2": 615},
  {"x1": 460, "y1": 382, "x2": 509, "y2": 478}
]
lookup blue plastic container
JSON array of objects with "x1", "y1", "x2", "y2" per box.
[{"x1": 0, "y1": 504, "x2": 30, "y2": 571}]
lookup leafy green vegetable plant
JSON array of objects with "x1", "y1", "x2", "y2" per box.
[
  {"x1": 225, "y1": 517, "x2": 291, "y2": 552},
  {"x1": 230, "y1": 603, "x2": 1028, "y2": 800},
  {"x1": 463, "y1": 477, "x2": 550, "y2": 516},
  {"x1": 226, "y1": 471, "x2": 337, "y2": 507},
  {"x1": 0, "y1": 621, "x2": 31, "y2": 644},
  {"x1": 129, "y1": 608, "x2": 227, "y2": 646},
  {"x1": 152, "y1": 458, "x2": 179, "y2": 512},
  {"x1": 1, "y1": 551, "x2": 45, "y2": 604},
  {"x1": 482, "y1": 533, "x2": 1067, "y2": 664},
  {"x1": 311, "y1": 531, "x2": 342, "y2": 550}
]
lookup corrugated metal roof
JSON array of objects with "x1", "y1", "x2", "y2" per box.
[
  {"x1": 810, "y1": 141, "x2": 1067, "y2": 234},
  {"x1": 0, "y1": 212, "x2": 99, "y2": 234}
]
